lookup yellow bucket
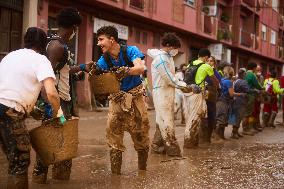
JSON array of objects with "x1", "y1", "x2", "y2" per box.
[{"x1": 30, "y1": 118, "x2": 79, "y2": 165}]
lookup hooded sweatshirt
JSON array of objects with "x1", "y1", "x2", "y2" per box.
[{"x1": 147, "y1": 49, "x2": 186, "y2": 90}]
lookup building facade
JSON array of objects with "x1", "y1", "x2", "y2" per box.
[{"x1": 1, "y1": 0, "x2": 284, "y2": 108}]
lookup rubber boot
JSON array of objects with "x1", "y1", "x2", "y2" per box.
[
  {"x1": 110, "y1": 149, "x2": 122, "y2": 174},
  {"x1": 138, "y1": 149, "x2": 148, "y2": 170},
  {"x1": 268, "y1": 112, "x2": 277, "y2": 128},
  {"x1": 253, "y1": 117, "x2": 263, "y2": 132},
  {"x1": 231, "y1": 126, "x2": 239, "y2": 139},
  {"x1": 262, "y1": 112, "x2": 270, "y2": 128},
  {"x1": 151, "y1": 124, "x2": 165, "y2": 154},
  {"x1": 220, "y1": 127, "x2": 226, "y2": 140},
  {"x1": 52, "y1": 160, "x2": 72, "y2": 180},
  {"x1": 32, "y1": 156, "x2": 48, "y2": 184},
  {"x1": 165, "y1": 140, "x2": 182, "y2": 156},
  {"x1": 214, "y1": 125, "x2": 224, "y2": 141},
  {"x1": 7, "y1": 174, "x2": 28, "y2": 189},
  {"x1": 242, "y1": 117, "x2": 254, "y2": 136},
  {"x1": 199, "y1": 118, "x2": 210, "y2": 146},
  {"x1": 236, "y1": 127, "x2": 243, "y2": 138}
]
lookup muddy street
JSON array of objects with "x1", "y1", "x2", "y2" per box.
[{"x1": 0, "y1": 109, "x2": 284, "y2": 189}]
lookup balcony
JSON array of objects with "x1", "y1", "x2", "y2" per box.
[
  {"x1": 279, "y1": 46, "x2": 284, "y2": 59},
  {"x1": 280, "y1": 16, "x2": 284, "y2": 29},
  {"x1": 204, "y1": 15, "x2": 213, "y2": 34},
  {"x1": 240, "y1": 29, "x2": 253, "y2": 48},
  {"x1": 242, "y1": 0, "x2": 255, "y2": 7},
  {"x1": 129, "y1": 0, "x2": 144, "y2": 10},
  {"x1": 217, "y1": 20, "x2": 232, "y2": 42}
]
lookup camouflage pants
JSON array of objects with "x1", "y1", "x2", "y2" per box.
[
  {"x1": 0, "y1": 104, "x2": 30, "y2": 176},
  {"x1": 107, "y1": 87, "x2": 150, "y2": 152}
]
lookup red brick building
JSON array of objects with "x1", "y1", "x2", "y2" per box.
[{"x1": 1, "y1": 0, "x2": 284, "y2": 108}]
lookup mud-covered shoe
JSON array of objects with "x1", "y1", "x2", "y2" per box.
[
  {"x1": 32, "y1": 173, "x2": 47, "y2": 184},
  {"x1": 8, "y1": 174, "x2": 29, "y2": 189},
  {"x1": 151, "y1": 144, "x2": 165, "y2": 154},
  {"x1": 52, "y1": 160, "x2": 72, "y2": 180},
  {"x1": 138, "y1": 150, "x2": 149, "y2": 170},
  {"x1": 165, "y1": 143, "x2": 182, "y2": 156},
  {"x1": 110, "y1": 149, "x2": 122, "y2": 175},
  {"x1": 183, "y1": 138, "x2": 198, "y2": 149}
]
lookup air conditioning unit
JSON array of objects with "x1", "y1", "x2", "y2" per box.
[{"x1": 203, "y1": 5, "x2": 217, "y2": 16}]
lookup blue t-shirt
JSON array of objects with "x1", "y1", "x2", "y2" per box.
[
  {"x1": 97, "y1": 46, "x2": 145, "y2": 92},
  {"x1": 220, "y1": 78, "x2": 233, "y2": 100}
]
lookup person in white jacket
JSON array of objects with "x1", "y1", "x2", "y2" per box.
[{"x1": 147, "y1": 33, "x2": 199, "y2": 156}]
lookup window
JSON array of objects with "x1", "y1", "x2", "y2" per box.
[
  {"x1": 153, "y1": 33, "x2": 160, "y2": 47},
  {"x1": 272, "y1": 0, "x2": 278, "y2": 11},
  {"x1": 271, "y1": 30, "x2": 276, "y2": 45},
  {"x1": 142, "y1": 32, "x2": 147, "y2": 45},
  {"x1": 129, "y1": 0, "x2": 144, "y2": 9},
  {"x1": 261, "y1": 25, "x2": 267, "y2": 41},
  {"x1": 135, "y1": 30, "x2": 140, "y2": 43},
  {"x1": 184, "y1": 0, "x2": 195, "y2": 7}
]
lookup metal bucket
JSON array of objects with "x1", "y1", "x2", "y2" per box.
[
  {"x1": 29, "y1": 118, "x2": 79, "y2": 165},
  {"x1": 89, "y1": 72, "x2": 120, "y2": 95}
]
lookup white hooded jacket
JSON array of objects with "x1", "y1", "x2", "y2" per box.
[{"x1": 147, "y1": 49, "x2": 186, "y2": 90}]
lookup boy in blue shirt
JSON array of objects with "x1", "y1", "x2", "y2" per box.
[{"x1": 95, "y1": 26, "x2": 150, "y2": 174}]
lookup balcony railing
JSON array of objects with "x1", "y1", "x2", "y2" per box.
[
  {"x1": 217, "y1": 20, "x2": 232, "y2": 41},
  {"x1": 242, "y1": 0, "x2": 255, "y2": 7},
  {"x1": 129, "y1": 0, "x2": 144, "y2": 10},
  {"x1": 204, "y1": 15, "x2": 213, "y2": 34},
  {"x1": 279, "y1": 46, "x2": 284, "y2": 59},
  {"x1": 280, "y1": 16, "x2": 284, "y2": 28},
  {"x1": 240, "y1": 29, "x2": 253, "y2": 47}
]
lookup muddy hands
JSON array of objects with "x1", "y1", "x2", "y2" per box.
[{"x1": 111, "y1": 66, "x2": 130, "y2": 81}]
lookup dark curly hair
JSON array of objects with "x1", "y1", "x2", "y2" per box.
[
  {"x1": 198, "y1": 48, "x2": 211, "y2": 58},
  {"x1": 97, "y1": 25, "x2": 118, "y2": 42},
  {"x1": 24, "y1": 27, "x2": 47, "y2": 54},
  {"x1": 57, "y1": 7, "x2": 82, "y2": 28},
  {"x1": 161, "y1": 33, "x2": 181, "y2": 48},
  {"x1": 247, "y1": 62, "x2": 257, "y2": 70}
]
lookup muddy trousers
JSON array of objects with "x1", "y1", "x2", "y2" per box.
[
  {"x1": 232, "y1": 104, "x2": 246, "y2": 138},
  {"x1": 215, "y1": 99, "x2": 230, "y2": 139},
  {"x1": 0, "y1": 104, "x2": 29, "y2": 189},
  {"x1": 199, "y1": 100, "x2": 216, "y2": 144},
  {"x1": 107, "y1": 93, "x2": 150, "y2": 174},
  {"x1": 184, "y1": 93, "x2": 207, "y2": 148},
  {"x1": 152, "y1": 87, "x2": 181, "y2": 156},
  {"x1": 263, "y1": 99, "x2": 278, "y2": 128}
]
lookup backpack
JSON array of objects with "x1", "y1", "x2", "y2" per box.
[
  {"x1": 103, "y1": 43, "x2": 134, "y2": 69},
  {"x1": 184, "y1": 62, "x2": 205, "y2": 85},
  {"x1": 265, "y1": 79, "x2": 274, "y2": 95}
]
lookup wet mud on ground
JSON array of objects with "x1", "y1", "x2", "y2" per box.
[{"x1": 0, "y1": 110, "x2": 284, "y2": 189}]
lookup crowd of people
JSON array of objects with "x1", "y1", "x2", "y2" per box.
[{"x1": 0, "y1": 7, "x2": 284, "y2": 189}]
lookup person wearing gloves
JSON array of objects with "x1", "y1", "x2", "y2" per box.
[
  {"x1": 231, "y1": 68, "x2": 250, "y2": 139},
  {"x1": 242, "y1": 62, "x2": 263, "y2": 136},
  {"x1": 32, "y1": 8, "x2": 92, "y2": 184},
  {"x1": 0, "y1": 27, "x2": 60, "y2": 189},
  {"x1": 215, "y1": 66, "x2": 246, "y2": 141},
  {"x1": 148, "y1": 33, "x2": 199, "y2": 156},
  {"x1": 262, "y1": 70, "x2": 284, "y2": 128},
  {"x1": 183, "y1": 49, "x2": 219, "y2": 148},
  {"x1": 93, "y1": 25, "x2": 150, "y2": 175}
]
